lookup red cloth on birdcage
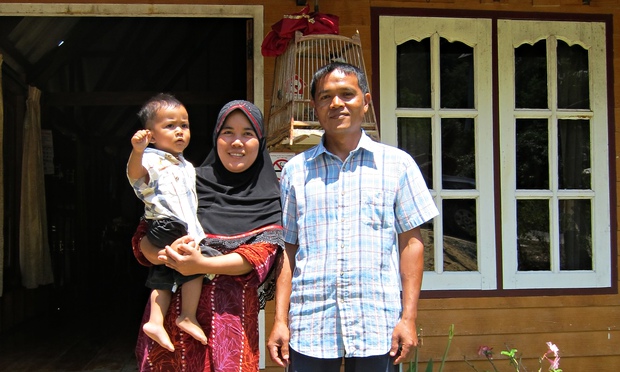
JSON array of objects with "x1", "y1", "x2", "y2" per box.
[{"x1": 261, "y1": 6, "x2": 339, "y2": 57}]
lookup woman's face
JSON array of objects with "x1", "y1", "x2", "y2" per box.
[{"x1": 216, "y1": 110, "x2": 260, "y2": 173}]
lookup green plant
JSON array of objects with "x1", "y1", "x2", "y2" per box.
[
  {"x1": 408, "y1": 324, "x2": 455, "y2": 372},
  {"x1": 466, "y1": 342, "x2": 562, "y2": 372}
]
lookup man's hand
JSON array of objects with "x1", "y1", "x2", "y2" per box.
[
  {"x1": 390, "y1": 318, "x2": 418, "y2": 365},
  {"x1": 267, "y1": 320, "x2": 291, "y2": 367}
]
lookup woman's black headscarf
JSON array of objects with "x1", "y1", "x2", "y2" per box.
[{"x1": 195, "y1": 100, "x2": 281, "y2": 235}]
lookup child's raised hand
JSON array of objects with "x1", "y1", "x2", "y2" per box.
[{"x1": 131, "y1": 129, "x2": 152, "y2": 151}]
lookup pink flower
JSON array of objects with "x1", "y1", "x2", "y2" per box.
[
  {"x1": 478, "y1": 345, "x2": 493, "y2": 358},
  {"x1": 546, "y1": 342, "x2": 559, "y2": 357},
  {"x1": 542, "y1": 342, "x2": 561, "y2": 371}
]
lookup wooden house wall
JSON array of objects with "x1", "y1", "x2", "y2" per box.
[
  {"x1": 0, "y1": 0, "x2": 618, "y2": 371},
  {"x1": 259, "y1": 1, "x2": 620, "y2": 370}
]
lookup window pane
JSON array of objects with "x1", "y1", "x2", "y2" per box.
[
  {"x1": 557, "y1": 40, "x2": 589, "y2": 109},
  {"x1": 515, "y1": 41, "x2": 547, "y2": 109},
  {"x1": 558, "y1": 119, "x2": 591, "y2": 189},
  {"x1": 422, "y1": 221, "x2": 435, "y2": 272},
  {"x1": 560, "y1": 199, "x2": 592, "y2": 270},
  {"x1": 442, "y1": 118, "x2": 476, "y2": 189},
  {"x1": 397, "y1": 38, "x2": 431, "y2": 108},
  {"x1": 516, "y1": 119, "x2": 549, "y2": 189},
  {"x1": 443, "y1": 199, "x2": 478, "y2": 272},
  {"x1": 440, "y1": 38, "x2": 474, "y2": 108},
  {"x1": 517, "y1": 199, "x2": 550, "y2": 271},
  {"x1": 398, "y1": 117, "x2": 432, "y2": 189}
]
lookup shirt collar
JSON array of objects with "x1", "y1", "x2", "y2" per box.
[
  {"x1": 146, "y1": 147, "x2": 184, "y2": 164},
  {"x1": 306, "y1": 130, "x2": 375, "y2": 163}
]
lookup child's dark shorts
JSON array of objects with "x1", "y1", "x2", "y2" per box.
[{"x1": 144, "y1": 218, "x2": 222, "y2": 291}]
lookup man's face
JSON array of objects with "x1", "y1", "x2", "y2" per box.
[{"x1": 311, "y1": 69, "x2": 370, "y2": 137}]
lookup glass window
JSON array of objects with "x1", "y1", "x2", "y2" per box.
[
  {"x1": 558, "y1": 119, "x2": 590, "y2": 190},
  {"x1": 559, "y1": 199, "x2": 592, "y2": 270},
  {"x1": 382, "y1": 17, "x2": 495, "y2": 290},
  {"x1": 499, "y1": 20, "x2": 610, "y2": 289},
  {"x1": 397, "y1": 39, "x2": 431, "y2": 108},
  {"x1": 398, "y1": 117, "x2": 432, "y2": 188},
  {"x1": 517, "y1": 199, "x2": 550, "y2": 271},
  {"x1": 381, "y1": 16, "x2": 610, "y2": 291},
  {"x1": 516, "y1": 119, "x2": 549, "y2": 190},
  {"x1": 440, "y1": 39, "x2": 474, "y2": 109},
  {"x1": 557, "y1": 41, "x2": 589, "y2": 110},
  {"x1": 442, "y1": 118, "x2": 476, "y2": 190},
  {"x1": 515, "y1": 41, "x2": 548, "y2": 109}
]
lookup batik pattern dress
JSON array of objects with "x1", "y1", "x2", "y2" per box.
[{"x1": 132, "y1": 221, "x2": 283, "y2": 372}]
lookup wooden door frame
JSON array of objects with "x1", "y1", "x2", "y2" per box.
[{"x1": 0, "y1": 3, "x2": 264, "y2": 111}]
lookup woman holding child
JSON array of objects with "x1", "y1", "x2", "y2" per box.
[{"x1": 132, "y1": 100, "x2": 283, "y2": 372}]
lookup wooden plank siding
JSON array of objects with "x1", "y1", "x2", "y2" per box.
[
  {"x1": 0, "y1": 0, "x2": 618, "y2": 371},
  {"x1": 262, "y1": 0, "x2": 620, "y2": 370}
]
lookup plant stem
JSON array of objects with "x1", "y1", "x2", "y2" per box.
[
  {"x1": 463, "y1": 357, "x2": 481, "y2": 371},
  {"x1": 438, "y1": 324, "x2": 455, "y2": 372},
  {"x1": 486, "y1": 356, "x2": 500, "y2": 372}
]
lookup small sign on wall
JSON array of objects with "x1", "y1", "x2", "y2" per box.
[{"x1": 269, "y1": 152, "x2": 295, "y2": 181}]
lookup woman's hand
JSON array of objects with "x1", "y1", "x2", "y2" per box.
[
  {"x1": 159, "y1": 236, "x2": 204, "y2": 276},
  {"x1": 158, "y1": 235, "x2": 255, "y2": 277}
]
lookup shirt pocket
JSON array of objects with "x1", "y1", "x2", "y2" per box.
[{"x1": 361, "y1": 190, "x2": 395, "y2": 230}]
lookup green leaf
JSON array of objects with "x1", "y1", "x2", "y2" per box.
[
  {"x1": 500, "y1": 349, "x2": 518, "y2": 358},
  {"x1": 425, "y1": 358, "x2": 434, "y2": 372},
  {"x1": 438, "y1": 324, "x2": 455, "y2": 372}
]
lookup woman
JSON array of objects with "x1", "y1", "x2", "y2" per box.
[{"x1": 131, "y1": 100, "x2": 283, "y2": 371}]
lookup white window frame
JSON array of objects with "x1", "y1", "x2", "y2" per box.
[
  {"x1": 379, "y1": 15, "x2": 612, "y2": 291},
  {"x1": 379, "y1": 16, "x2": 496, "y2": 290},
  {"x1": 498, "y1": 20, "x2": 611, "y2": 289}
]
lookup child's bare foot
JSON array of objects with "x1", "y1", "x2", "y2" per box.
[
  {"x1": 143, "y1": 322, "x2": 175, "y2": 352},
  {"x1": 176, "y1": 315, "x2": 208, "y2": 345}
]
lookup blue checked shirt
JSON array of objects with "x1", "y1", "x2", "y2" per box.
[
  {"x1": 127, "y1": 147, "x2": 205, "y2": 241},
  {"x1": 281, "y1": 132, "x2": 438, "y2": 359}
]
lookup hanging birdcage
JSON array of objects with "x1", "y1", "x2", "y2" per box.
[{"x1": 266, "y1": 31, "x2": 379, "y2": 148}]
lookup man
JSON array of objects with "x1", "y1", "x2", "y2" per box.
[{"x1": 268, "y1": 62, "x2": 439, "y2": 372}]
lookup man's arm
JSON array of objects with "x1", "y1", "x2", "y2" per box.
[
  {"x1": 267, "y1": 242, "x2": 297, "y2": 367},
  {"x1": 390, "y1": 226, "x2": 425, "y2": 365}
]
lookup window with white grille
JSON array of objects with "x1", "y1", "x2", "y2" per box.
[{"x1": 379, "y1": 15, "x2": 611, "y2": 291}]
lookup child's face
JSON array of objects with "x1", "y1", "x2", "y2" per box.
[{"x1": 148, "y1": 105, "x2": 190, "y2": 156}]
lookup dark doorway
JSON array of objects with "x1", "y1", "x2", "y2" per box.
[{"x1": 1, "y1": 16, "x2": 250, "y2": 369}]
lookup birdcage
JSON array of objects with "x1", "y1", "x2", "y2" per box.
[{"x1": 266, "y1": 31, "x2": 379, "y2": 148}]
